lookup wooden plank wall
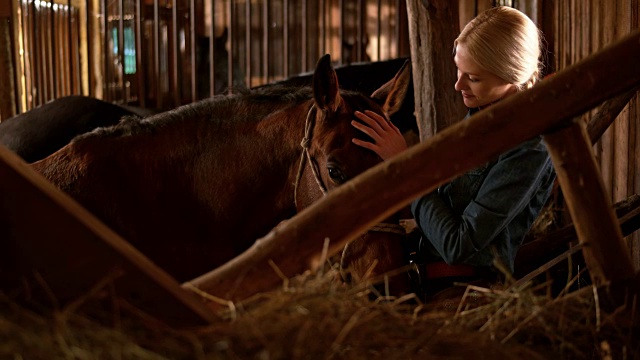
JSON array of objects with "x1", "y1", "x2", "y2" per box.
[{"x1": 555, "y1": 0, "x2": 640, "y2": 270}]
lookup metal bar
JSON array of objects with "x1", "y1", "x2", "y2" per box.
[
  {"x1": 75, "y1": 5, "x2": 81, "y2": 94},
  {"x1": 283, "y1": 0, "x2": 288, "y2": 78},
  {"x1": 356, "y1": 0, "x2": 363, "y2": 61},
  {"x1": 66, "y1": 5, "x2": 72, "y2": 94},
  {"x1": 135, "y1": 0, "x2": 145, "y2": 107},
  {"x1": 394, "y1": 0, "x2": 400, "y2": 58},
  {"x1": 48, "y1": 2, "x2": 59, "y2": 99},
  {"x1": 209, "y1": 0, "x2": 215, "y2": 96},
  {"x1": 153, "y1": 0, "x2": 160, "y2": 107},
  {"x1": 53, "y1": 4, "x2": 60, "y2": 96},
  {"x1": 227, "y1": 0, "x2": 233, "y2": 93},
  {"x1": 189, "y1": 0, "x2": 195, "y2": 101},
  {"x1": 68, "y1": 1, "x2": 75, "y2": 94},
  {"x1": 29, "y1": 1, "x2": 36, "y2": 106},
  {"x1": 63, "y1": 5, "x2": 69, "y2": 94},
  {"x1": 47, "y1": 2, "x2": 55, "y2": 100},
  {"x1": 338, "y1": 0, "x2": 343, "y2": 63},
  {"x1": 377, "y1": 0, "x2": 381, "y2": 60},
  {"x1": 320, "y1": 0, "x2": 324, "y2": 56},
  {"x1": 36, "y1": 1, "x2": 44, "y2": 104},
  {"x1": 76, "y1": 6, "x2": 82, "y2": 94},
  {"x1": 245, "y1": 0, "x2": 251, "y2": 88},
  {"x1": 54, "y1": 4, "x2": 60, "y2": 95},
  {"x1": 12, "y1": 0, "x2": 23, "y2": 113},
  {"x1": 49, "y1": 2, "x2": 56, "y2": 98},
  {"x1": 103, "y1": 0, "x2": 110, "y2": 101},
  {"x1": 301, "y1": 0, "x2": 306, "y2": 72},
  {"x1": 86, "y1": 0, "x2": 93, "y2": 96},
  {"x1": 171, "y1": 0, "x2": 178, "y2": 106},
  {"x1": 17, "y1": 0, "x2": 26, "y2": 110},
  {"x1": 119, "y1": 0, "x2": 126, "y2": 102},
  {"x1": 262, "y1": 0, "x2": 268, "y2": 84},
  {"x1": 42, "y1": 2, "x2": 49, "y2": 100},
  {"x1": 61, "y1": 4, "x2": 68, "y2": 95}
]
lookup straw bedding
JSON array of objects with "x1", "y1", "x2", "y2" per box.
[{"x1": 2, "y1": 262, "x2": 638, "y2": 360}]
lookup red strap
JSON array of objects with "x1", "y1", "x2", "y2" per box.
[{"x1": 425, "y1": 261, "x2": 477, "y2": 279}]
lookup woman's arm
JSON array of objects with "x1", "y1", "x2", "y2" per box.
[{"x1": 411, "y1": 138, "x2": 553, "y2": 265}]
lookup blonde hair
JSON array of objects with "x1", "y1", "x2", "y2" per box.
[{"x1": 454, "y1": 6, "x2": 542, "y2": 91}]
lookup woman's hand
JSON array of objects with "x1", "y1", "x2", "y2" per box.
[{"x1": 351, "y1": 110, "x2": 407, "y2": 160}]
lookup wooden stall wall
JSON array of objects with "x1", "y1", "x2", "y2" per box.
[
  {"x1": 4, "y1": 0, "x2": 411, "y2": 115},
  {"x1": 554, "y1": 0, "x2": 640, "y2": 269}
]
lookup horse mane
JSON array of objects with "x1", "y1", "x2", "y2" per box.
[{"x1": 71, "y1": 83, "x2": 374, "y2": 144}]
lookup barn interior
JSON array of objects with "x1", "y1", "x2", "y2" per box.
[{"x1": 1, "y1": 0, "x2": 639, "y2": 358}]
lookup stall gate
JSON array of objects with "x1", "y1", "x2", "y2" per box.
[{"x1": 5, "y1": 0, "x2": 411, "y2": 116}]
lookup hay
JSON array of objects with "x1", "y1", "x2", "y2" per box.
[{"x1": 2, "y1": 265, "x2": 638, "y2": 360}]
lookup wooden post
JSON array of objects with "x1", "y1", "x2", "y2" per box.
[
  {"x1": 405, "y1": 0, "x2": 466, "y2": 140},
  {"x1": 543, "y1": 119, "x2": 635, "y2": 285},
  {"x1": 187, "y1": 30, "x2": 640, "y2": 305}
]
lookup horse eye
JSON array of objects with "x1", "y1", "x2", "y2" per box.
[{"x1": 327, "y1": 166, "x2": 347, "y2": 183}]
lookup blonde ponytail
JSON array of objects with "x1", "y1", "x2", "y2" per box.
[{"x1": 456, "y1": 6, "x2": 543, "y2": 90}]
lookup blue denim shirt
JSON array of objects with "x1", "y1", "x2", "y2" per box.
[{"x1": 410, "y1": 109, "x2": 556, "y2": 273}]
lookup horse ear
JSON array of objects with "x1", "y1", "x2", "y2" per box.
[
  {"x1": 312, "y1": 54, "x2": 341, "y2": 112},
  {"x1": 371, "y1": 59, "x2": 411, "y2": 116}
]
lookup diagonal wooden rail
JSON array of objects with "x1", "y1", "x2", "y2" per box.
[
  {"x1": 0, "y1": 146, "x2": 217, "y2": 326},
  {"x1": 188, "y1": 29, "x2": 640, "y2": 307}
]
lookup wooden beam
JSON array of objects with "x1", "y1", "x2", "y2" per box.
[
  {"x1": 186, "y1": 30, "x2": 640, "y2": 306},
  {"x1": 543, "y1": 119, "x2": 635, "y2": 285},
  {"x1": 0, "y1": 145, "x2": 217, "y2": 327}
]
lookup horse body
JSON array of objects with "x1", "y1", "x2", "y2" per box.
[
  {"x1": 34, "y1": 92, "x2": 307, "y2": 281},
  {"x1": 32, "y1": 55, "x2": 412, "y2": 289}
]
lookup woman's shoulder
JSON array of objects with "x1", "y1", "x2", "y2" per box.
[{"x1": 499, "y1": 135, "x2": 550, "y2": 161}]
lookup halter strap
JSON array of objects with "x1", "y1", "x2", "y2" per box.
[
  {"x1": 293, "y1": 104, "x2": 405, "y2": 236},
  {"x1": 294, "y1": 104, "x2": 327, "y2": 209},
  {"x1": 369, "y1": 223, "x2": 406, "y2": 235}
]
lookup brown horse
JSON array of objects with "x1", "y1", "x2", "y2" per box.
[{"x1": 31, "y1": 55, "x2": 412, "y2": 293}]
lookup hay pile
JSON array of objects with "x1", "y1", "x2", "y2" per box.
[{"x1": 1, "y1": 265, "x2": 638, "y2": 359}]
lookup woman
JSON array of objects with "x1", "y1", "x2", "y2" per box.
[{"x1": 351, "y1": 6, "x2": 556, "y2": 295}]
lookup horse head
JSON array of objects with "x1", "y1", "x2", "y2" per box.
[{"x1": 294, "y1": 54, "x2": 413, "y2": 296}]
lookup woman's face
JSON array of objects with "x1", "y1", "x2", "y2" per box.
[{"x1": 454, "y1": 44, "x2": 517, "y2": 108}]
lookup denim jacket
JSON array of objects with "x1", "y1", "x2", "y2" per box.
[{"x1": 410, "y1": 109, "x2": 556, "y2": 273}]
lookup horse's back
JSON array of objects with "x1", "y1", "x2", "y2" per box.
[{"x1": 0, "y1": 96, "x2": 137, "y2": 163}]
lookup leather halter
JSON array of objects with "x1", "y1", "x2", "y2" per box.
[{"x1": 293, "y1": 104, "x2": 405, "y2": 236}]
